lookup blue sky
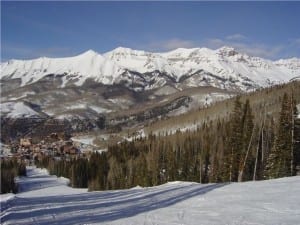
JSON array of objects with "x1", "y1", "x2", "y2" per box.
[{"x1": 1, "y1": 1, "x2": 300, "y2": 61}]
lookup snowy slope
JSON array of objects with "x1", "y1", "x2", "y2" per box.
[
  {"x1": 105, "y1": 46, "x2": 300, "y2": 87},
  {"x1": 0, "y1": 102, "x2": 40, "y2": 118},
  {"x1": 104, "y1": 47, "x2": 176, "y2": 76},
  {"x1": 1, "y1": 47, "x2": 299, "y2": 91},
  {"x1": 1, "y1": 166, "x2": 300, "y2": 225},
  {"x1": 1, "y1": 50, "x2": 124, "y2": 86},
  {"x1": 163, "y1": 46, "x2": 298, "y2": 85},
  {"x1": 275, "y1": 57, "x2": 300, "y2": 76}
]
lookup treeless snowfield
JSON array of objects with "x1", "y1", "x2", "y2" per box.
[{"x1": 1, "y1": 166, "x2": 300, "y2": 225}]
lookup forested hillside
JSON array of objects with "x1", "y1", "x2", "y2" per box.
[{"x1": 36, "y1": 81, "x2": 300, "y2": 191}]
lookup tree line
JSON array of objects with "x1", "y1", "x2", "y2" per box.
[
  {"x1": 1, "y1": 159, "x2": 26, "y2": 194},
  {"x1": 35, "y1": 92, "x2": 300, "y2": 191}
]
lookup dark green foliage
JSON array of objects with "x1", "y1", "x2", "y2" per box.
[
  {"x1": 1, "y1": 159, "x2": 27, "y2": 194},
  {"x1": 96, "y1": 115, "x2": 106, "y2": 129},
  {"x1": 294, "y1": 116, "x2": 300, "y2": 175},
  {"x1": 36, "y1": 157, "x2": 89, "y2": 188},
  {"x1": 224, "y1": 97, "x2": 244, "y2": 181},
  {"x1": 71, "y1": 158, "x2": 89, "y2": 188},
  {"x1": 222, "y1": 97, "x2": 255, "y2": 182},
  {"x1": 35, "y1": 91, "x2": 299, "y2": 191},
  {"x1": 88, "y1": 152, "x2": 109, "y2": 190},
  {"x1": 265, "y1": 93, "x2": 298, "y2": 178}
]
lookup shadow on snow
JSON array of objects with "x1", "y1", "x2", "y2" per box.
[{"x1": 1, "y1": 182, "x2": 227, "y2": 225}]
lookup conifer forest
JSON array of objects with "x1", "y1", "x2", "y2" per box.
[{"x1": 35, "y1": 83, "x2": 300, "y2": 191}]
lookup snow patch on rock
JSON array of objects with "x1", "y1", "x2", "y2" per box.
[{"x1": 0, "y1": 102, "x2": 39, "y2": 118}]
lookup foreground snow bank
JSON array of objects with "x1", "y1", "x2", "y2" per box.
[
  {"x1": 0, "y1": 194, "x2": 15, "y2": 204},
  {"x1": 1, "y1": 166, "x2": 300, "y2": 225}
]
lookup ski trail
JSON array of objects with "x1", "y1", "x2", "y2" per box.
[{"x1": 1, "y1": 166, "x2": 300, "y2": 225}]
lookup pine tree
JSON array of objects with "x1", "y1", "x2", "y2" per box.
[
  {"x1": 238, "y1": 99, "x2": 254, "y2": 182},
  {"x1": 291, "y1": 94, "x2": 299, "y2": 175},
  {"x1": 224, "y1": 97, "x2": 243, "y2": 182},
  {"x1": 294, "y1": 115, "x2": 300, "y2": 175},
  {"x1": 265, "y1": 93, "x2": 296, "y2": 178}
]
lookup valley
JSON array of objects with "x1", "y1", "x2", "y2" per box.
[
  {"x1": 1, "y1": 46, "x2": 299, "y2": 146},
  {"x1": 2, "y1": 2, "x2": 300, "y2": 225}
]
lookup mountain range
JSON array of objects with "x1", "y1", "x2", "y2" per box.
[
  {"x1": 1, "y1": 46, "x2": 300, "y2": 137},
  {"x1": 2, "y1": 46, "x2": 300, "y2": 92}
]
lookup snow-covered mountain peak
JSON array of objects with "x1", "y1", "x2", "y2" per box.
[
  {"x1": 217, "y1": 46, "x2": 236, "y2": 51},
  {"x1": 275, "y1": 57, "x2": 300, "y2": 72},
  {"x1": 1, "y1": 46, "x2": 300, "y2": 92},
  {"x1": 77, "y1": 49, "x2": 100, "y2": 57},
  {"x1": 103, "y1": 47, "x2": 170, "y2": 75},
  {"x1": 162, "y1": 48, "x2": 202, "y2": 58},
  {"x1": 109, "y1": 46, "x2": 135, "y2": 52},
  {"x1": 0, "y1": 48, "x2": 124, "y2": 86},
  {"x1": 104, "y1": 47, "x2": 150, "y2": 58},
  {"x1": 216, "y1": 46, "x2": 239, "y2": 57},
  {"x1": 167, "y1": 47, "x2": 199, "y2": 53},
  {"x1": 271, "y1": 57, "x2": 300, "y2": 79}
]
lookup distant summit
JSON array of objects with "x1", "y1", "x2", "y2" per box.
[{"x1": 1, "y1": 46, "x2": 299, "y2": 91}]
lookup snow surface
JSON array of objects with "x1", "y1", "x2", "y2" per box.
[
  {"x1": 1, "y1": 166, "x2": 300, "y2": 225},
  {"x1": 3, "y1": 92, "x2": 36, "y2": 101},
  {"x1": 1, "y1": 50, "x2": 123, "y2": 86},
  {"x1": 124, "y1": 129, "x2": 146, "y2": 141},
  {"x1": 1, "y1": 47, "x2": 299, "y2": 90},
  {"x1": 54, "y1": 114, "x2": 84, "y2": 120},
  {"x1": 89, "y1": 105, "x2": 112, "y2": 114},
  {"x1": 71, "y1": 136, "x2": 95, "y2": 146},
  {"x1": 168, "y1": 92, "x2": 233, "y2": 117},
  {"x1": 275, "y1": 58, "x2": 300, "y2": 75},
  {"x1": 0, "y1": 102, "x2": 39, "y2": 118},
  {"x1": 0, "y1": 142, "x2": 11, "y2": 157}
]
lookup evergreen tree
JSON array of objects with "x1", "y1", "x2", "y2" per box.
[
  {"x1": 291, "y1": 94, "x2": 299, "y2": 175},
  {"x1": 294, "y1": 115, "x2": 300, "y2": 175},
  {"x1": 224, "y1": 97, "x2": 243, "y2": 182},
  {"x1": 265, "y1": 93, "x2": 296, "y2": 178},
  {"x1": 238, "y1": 99, "x2": 255, "y2": 181}
]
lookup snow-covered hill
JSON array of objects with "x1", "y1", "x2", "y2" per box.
[
  {"x1": 1, "y1": 46, "x2": 299, "y2": 91},
  {"x1": 1, "y1": 46, "x2": 299, "y2": 123},
  {"x1": 275, "y1": 57, "x2": 300, "y2": 75},
  {"x1": 1, "y1": 50, "x2": 123, "y2": 87},
  {"x1": 0, "y1": 102, "x2": 40, "y2": 118},
  {"x1": 1, "y1": 166, "x2": 300, "y2": 225}
]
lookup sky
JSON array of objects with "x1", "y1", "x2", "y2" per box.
[{"x1": 1, "y1": 1, "x2": 300, "y2": 61}]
